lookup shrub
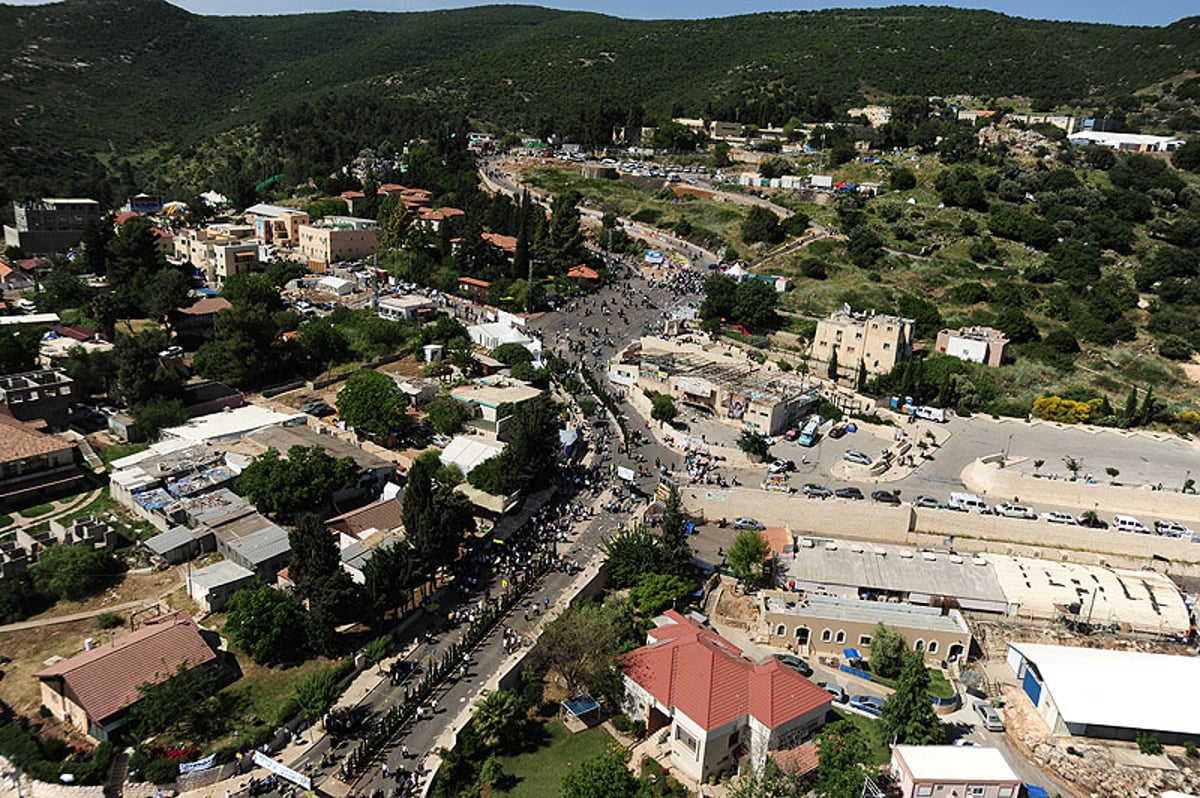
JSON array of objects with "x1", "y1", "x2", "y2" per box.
[
  {"x1": 95, "y1": 611, "x2": 124, "y2": 630},
  {"x1": 611, "y1": 714, "x2": 632, "y2": 733},
  {"x1": 1136, "y1": 732, "x2": 1163, "y2": 755}
]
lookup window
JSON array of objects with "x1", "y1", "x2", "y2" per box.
[
  {"x1": 967, "y1": 787, "x2": 986, "y2": 797},
  {"x1": 927, "y1": 640, "x2": 939, "y2": 654},
  {"x1": 776, "y1": 624, "x2": 787, "y2": 637},
  {"x1": 675, "y1": 725, "x2": 698, "y2": 753},
  {"x1": 883, "y1": 342, "x2": 891, "y2": 350},
  {"x1": 914, "y1": 639, "x2": 925, "y2": 652},
  {"x1": 821, "y1": 628, "x2": 832, "y2": 642},
  {"x1": 835, "y1": 630, "x2": 846, "y2": 644},
  {"x1": 916, "y1": 787, "x2": 933, "y2": 797},
  {"x1": 858, "y1": 635, "x2": 872, "y2": 646},
  {"x1": 998, "y1": 788, "x2": 1015, "y2": 798},
  {"x1": 795, "y1": 627, "x2": 810, "y2": 644},
  {"x1": 729, "y1": 730, "x2": 739, "y2": 748}
]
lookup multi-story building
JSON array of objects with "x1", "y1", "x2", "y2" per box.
[
  {"x1": 297, "y1": 217, "x2": 379, "y2": 269},
  {"x1": 243, "y1": 204, "x2": 310, "y2": 248},
  {"x1": 935, "y1": 326, "x2": 1009, "y2": 367},
  {"x1": 172, "y1": 225, "x2": 259, "y2": 284},
  {"x1": 809, "y1": 307, "x2": 914, "y2": 381},
  {"x1": 890, "y1": 746, "x2": 1020, "y2": 798},
  {"x1": 0, "y1": 415, "x2": 84, "y2": 509},
  {"x1": 3, "y1": 199, "x2": 103, "y2": 254},
  {"x1": 0, "y1": 369, "x2": 75, "y2": 429}
]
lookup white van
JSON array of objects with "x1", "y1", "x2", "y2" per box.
[
  {"x1": 1113, "y1": 515, "x2": 1150, "y2": 534},
  {"x1": 948, "y1": 492, "x2": 990, "y2": 513}
]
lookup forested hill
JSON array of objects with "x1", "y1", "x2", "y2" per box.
[{"x1": 1, "y1": 0, "x2": 1197, "y2": 194}]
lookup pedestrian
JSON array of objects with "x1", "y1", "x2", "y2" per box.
[
  {"x1": 382, "y1": 763, "x2": 389, "y2": 779},
  {"x1": 401, "y1": 744, "x2": 409, "y2": 759}
]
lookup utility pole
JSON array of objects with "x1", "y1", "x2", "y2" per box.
[
  {"x1": 527, "y1": 258, "x2": 537, "y2": 314},
  {"x1": 371, "y1": 253, "x2": 379, "y2": 311}
]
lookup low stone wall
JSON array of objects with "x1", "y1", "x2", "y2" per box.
[{"x1": 963, "y1": 459, "x2": 1200, "y2": 525}]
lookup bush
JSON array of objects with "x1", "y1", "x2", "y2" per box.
[
  {"x1": 631, "y1": 719, "x2": 647, "y2": 739},
  {"x1": 142, "y1": 757, "x2": 180, "y2": 785},
  {"x1": 1136, "y1": 732, "x2": 1163, "y2": 755},
  {"x1": 95, "y1": 611, "x2": 124, "y2": 630},
  {"x1": 611, "y1": 714, "x2": 632, "y2": 733}
]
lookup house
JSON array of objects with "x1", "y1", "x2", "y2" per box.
[
  {"x1": 187, "y1": 559, "x2": 256, "y2": 613},
  {"x1": 450, "y1": 378, "x2": 543, "y2": 438},
  {"x1": 935, "y1": 326, "x2": 1009, "y2": 368},
  {"x1": 438, "y1": 436, "x2": 505, "y2": 476},
  {"x1": 39, "y1": 327, "x2": 113, "y2": 369},
  {"x1": 890, "y1": 745, "x2": 1021, "y2": 798},
  {"x1": 1006, "y1": 642, "x2": 1200, "y2": 744},
  {"x1": 0, "y1": 259, "x2": 36, "y2": 291},
  {"x1": 619, "y1": 610, "x2": 831, "y2": 783},
  {"x1": 0, "y1": 415, "x2": 84, "y2": 509},
  {"x1": 3, "y1": 199, "x2": 102, "y2": 254},
  {"x1": 326, "y1": 497, "x2": 405, "y2": 548},
  {"x1": 144, "y1": 525, "x2": 205, "y2": 565},
  {"x1": 35, "y1": 611, "x2": 218, "y2": 742},
  {"x1": 297, "y1": 217, "x2": 379, "y2": 269},
  {"x1": 172, "y1": 297, "x2": 233, "y2": 342},
  {"x1": 809, "y1": 307, "x2": 914, "y2": 381},
  {"x1": 417, "y1": 207, "x2": 465, "y2": 232},
  {"x1": 458, "y1": 276, "x2": 491, "y2": 302},
  {"x1": 0, "y1": 369, "x2": 75, "y2": 429}
]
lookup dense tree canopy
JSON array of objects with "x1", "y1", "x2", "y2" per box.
[{"x1": 234, "y1": 445, "x2": 359, "y2": 518}]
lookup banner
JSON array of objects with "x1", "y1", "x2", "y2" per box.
[
  {"x1": 178, "y1": 754, "x2": 217, "y2": 775},
  {"x1": 728, "y1": 393, "x2": 747, "y2": 420},
  {"x1": 252, "y1": 751, "x2": 312, "y2": 791}
]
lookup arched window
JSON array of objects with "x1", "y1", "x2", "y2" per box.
[
  {"x1": 795, "y1": 627, "x2": 810, "y2": 645},
  {"x1": 776, "y1": 624, "x2": 787, "y2": 637},
  {"x1": 914, "y1": 639, "x2": 925, "y2": 652},
  {"x1": 835, "y1": 630, "x2": 846, "y2": 644},
  {"x1": 821, "y1": 628, "x2": 832, "y2": 643},
  {"x1": 927, "y1": 640, "x2": 939, "y2": 654}
]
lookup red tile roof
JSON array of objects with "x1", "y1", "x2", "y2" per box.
[
  {"x1": 327, "y1": 497, "x2": 404, "y2": 540},
  {"x1": 340, "y1": 191, "x2": 366, "y2": 200},
  {"x1": 114, "y1": 212, "x2": 140, "y2": 226},
  {"x1": 772, "y1": 741, "x2": 820, "y2": 777},
  {"x1": 35, "y1": 612, "x2": 216, "y2": 723},
  {"x1": 177, "y1": 297, "x2": 233, "y2": 316},
  {"x1": 761, "y1": 527, "x2": 792, "y2": 556},
  {"x1": 481, "y1": 232, "x2": 517, "y2": 254},
  {"x1": 567, "y1": 264, "x2": 599, "y2": 280},
  {"x1": 458, "y1": 277, "x2": 491, "y2": 288},
  {"x1": 0, "y1": 415, "x2": 75, "y2": 460},
  {"x1": 619, "y1": 611, "x2": 829, "y2": 732},
  {"x1": 57, "y1": 325, "x2": 99, "y2": 342}
]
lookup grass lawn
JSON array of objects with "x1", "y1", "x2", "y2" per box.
[
  {"x1": 20, "y1": 504, "x2": 54, "y2": 518},
  {"x1": 493, "y1": 720, "x2": 613, "y2": 798},
  {"x1": 830, "y1": 709, "x2": 890, "y2": 766},
  {"x1": 0, "y1": 515, "x2": 12, "y2": 529},
  {"x1": 101, "y1": 442, "x2": 150, "y2": 466},
  {"x1": 870, "y1": 667, "x2": 956, "y2": 699}
]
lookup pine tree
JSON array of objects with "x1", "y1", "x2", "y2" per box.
[
  {"x1": 827, "y1": 348, "x2": 839, "y2": 381},
  {"x1": 880, "y1": 653, "x2": 945, "y2": 745},
  {"x1": 1123, "y1": 385, "x2": 1138, "y2": 425},
  {"x1": 657, "y1": 486, "x2": 691, "y2": 575}
]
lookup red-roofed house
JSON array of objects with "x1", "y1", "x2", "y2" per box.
[
  {"x1": 0, "y1": 259, "x2": 36, "y2": 291},
  {"x1": 480, "y1": 232, "x2": 517, "y2": 256},
  {"x1": 35, "y1": 611, "x2": 218, "y2": 741},
  {"x1": 458, "y1": 276, "x2": 491, "y2": 302},
  {"x1": 417, "y1": 207, "x2": 465, "y2": 232},
  {"x1": 619, "y1": 610, "x2": 830, "y2": 783}
]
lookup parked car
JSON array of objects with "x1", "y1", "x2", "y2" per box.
[
  {"x1": 835, "y1": 486, "x2": 864, "y2": 500},
  {"x1": 157, "y1": 345, "x2": 183, "y2": 358},
  {"x1": 843, "y1": 450, "x2": 872, "y2": 466},
  {"x1": 817, "y1": 682, "x2": 848, "y2": 703},
  {"x1": 974, "y1": 701, "x2": 1005, "y2": 732},
  {"x1": 803, "y1": 483, "x2": 834, "y2": 499},
  {"x1": 772, "y1": 653, "x2": 813, "y2": 677},
  {"x1": 783, "y1": 429, "x2": 798, "y2": 441},
  {"x1": 1040, "y1": 511, "x2": 1077, "y2": 525},
  {"x1": 912, "y1": 495, "x2": 945, "y2": 509},
  {"x1": 1155, "y1": 519, "x2": 1195, "y2": 538},
  {"x1": 733, "y1": 517, "x2": 765, "y2": 530},
  {"x1": 871, "y1": 490, "x2": 901, "y2": 505},
  {"x1": 827, "y1": 424, "x2": 848, "y2": 439},
  {"x1": 948, "y1": 492, "x2": 990, "y2": 513},
  {"x1": 769, "y1": 458, "x2": 796, "y2": 474},
  {"x1": 302, "y1": 400, "x2": 335, "y2": 417},
  {"x1": 850, "y1": 695, "x2": 886, "y2": 717},
  {"x1": 1076, "y1": 513, "x2": 1110, "y2": 529},
  {"x1": 1114, "y1": 514, "x2": 1151, "y2": 534},
  {"x1": 994, "y1": 502, "x2": 1037, "y2": 520},
  {"x1": 952, "y1": 738, "x2": 979, "y2": 747}
]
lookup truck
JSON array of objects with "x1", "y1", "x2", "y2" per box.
[{"x1": 797, "y1": 415, "x2": 824, "y2": 447}]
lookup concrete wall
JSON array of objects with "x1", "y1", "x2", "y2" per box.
[{"x1": 963, "y1": 459, "x2": 1200, "y2": 525}]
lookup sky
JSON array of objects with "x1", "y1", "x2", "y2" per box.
[{"x1": 2, "y1": 0, "x2": 1195, "y2": 26}]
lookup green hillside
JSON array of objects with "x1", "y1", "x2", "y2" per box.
[{"x1": 0, "y1": 0, "x2": 1197, "y2": 203}]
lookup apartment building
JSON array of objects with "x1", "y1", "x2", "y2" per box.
[
  {"x1": 3, "y1": 199, "x2": 102, "y2": 254},
  {"x1": 809, "y1": 307, "x2": 914, "y2": 381},
  {"x1": 297, "y1": 217, "x2": 379, "y2": 269},
  {"x1": 935, "y1": 326, "x2": 1009, "y2": 367}
]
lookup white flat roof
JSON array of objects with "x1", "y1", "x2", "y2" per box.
[
  {"x1": 1010, "y1": 642, "x2": 1200, "y2": 736},
  {"x1": 160, "y1": 405, "x2": 304, "y2": 444},
  {"x1": 985, "y1": 554, "x2": 1190, "y2": 636},
  {"x1": 439, "y1": 436, "x2": 503, "y2": 474},
  {"x1": 893, "y1": 745, "x2": 1019, "y2": 782}
]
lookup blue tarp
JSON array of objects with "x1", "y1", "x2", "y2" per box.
[
  {"x1": 1026, "y1": 787, "x2": 1049, "y2": 798},
  {"x1": 843, "y1": 647, "x2": 862, "y2": 661}
]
